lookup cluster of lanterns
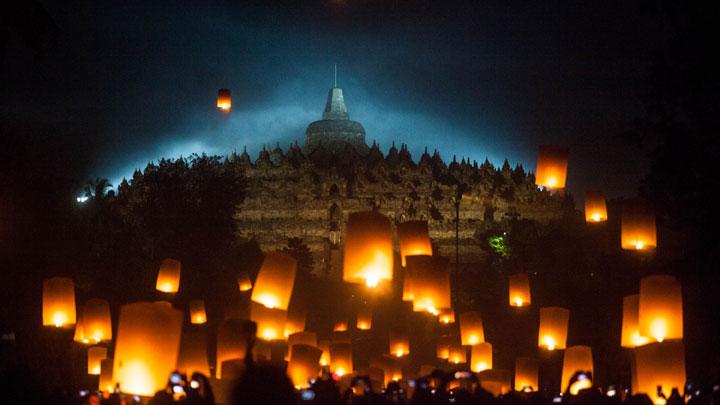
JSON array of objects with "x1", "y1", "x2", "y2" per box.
[{"x1": 39, "y1": 145, "x2": 681, "y2": 401}]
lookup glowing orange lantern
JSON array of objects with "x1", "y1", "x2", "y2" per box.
[
  {"x1": 397, "y1": 220, "x2": 433, "y2": 267},
  {"x1": 409, "y1": 255, "x2": 451, "y2": 315},
  {"x1": 514, "y1": 357, "x2": 539, "y2": 392},
  {"x1": 371, "y1": 355, "x2": 402, "y2": 386},
  {"x1": 334, "y1": 320, "x2": 349, "y2": 332},
  {"x1": 459, "y1": 311, "x2": 485, "y2": 345},
  {"x1": 356, "y1": 307, "x2": 372, "y2": 330},
  {"x1": 74, "y1": 315, "x2": 88, "y2": 343},
  {"x1": 216, "y1": 319, "x2": 252, "y2": 378},
  {"x1": 438, "y1": 308, "x2": 455, "y2": 324},
  {"x1": 343, "y1": 211, "x2": 394, "y2": 288},
  {"x1": 621, "y1": 198, "x2": 657, "y2": 250},
  {"x1": 535, "y1": 145, "x2": 569, "y2": 190},
  {"x1": 112, "y1": 302, "x2": 183, "y2": 396},
  {"x1": 155, "y1": 258, "x2": 181, "y2": 293},
  {"x1": 217, "y1": 88, "x2": 231, "y2": 111},
  {"x1": 251, "y1": 251, "x2": 297, "y2": 310},
  {"x1": 561, "y1": 346, "x2": 593, "y2": 393},
  {"x1": 448, "y1": 343, "x2": 467, "y2": 365},
  {"x1": 82, "y1": 299, "x2": 112, "y2": 343},
  {"x1": 389, "y1": 327, "x2": 410, "y2": 357},
  {"x1": 437, "y1": 335, "x2": 451, "y2": 360},
  {"x1": 288, "y1": 331, "x2": 317, "y2": 360},
  {"x1": 538, "y1": 307, "x2": 569, "y2": 350},
  {"x1": 478, "y1": 369, "x2": 511, "y2": 397},
  {"x1": 250, "y1": 301, "x2": 287, "y2": 341},
  {"x1": 471, "y1": 342, "x2": 493, "y2": 372},
  {"x1": 621, "y1": 295, "x2": 651, "y2": 348},
  {"x1": 639, "y1": 275, "x2": 683, "y2": 343},
  {"x1": 318, "y1": 339, "x2": 331, "y2": 366},
  {"x1": 584, "y1": 190, "x2": 608, "y2": 223},
  {"x1": 329, "y1": 342, "x2": 353, "y2": 376},
  {"x1": 284, "y1": 308, "x2": 306, "y2": 338},
  {"x1": 237, "y1": 271, "x2": 253, "y2": 292},
  {"x1": 189, "y1": 299, "x2": 207, "y2": 324},
  {"x1": 42, "y1": 277, "x2": 76, "y2": 328},
  {"x1": 633, "y1": 341, "x2": 686, "y2": 404},
  {"x1": 508, "y1": 273, "x2": 531, "y2": 307},
  {"x1": 88, "y1": 346, "x2": 107, "y2": 375},
  {"x1": 402, "y1": 263, "x2": 415, "y2": 302},
  {"x1": 288, "y1": 344, "x2": 323, "y2": 389},
  {"x1": 177, "y1": 327, "x2": 209, "y2": 377},
  {"x1": 99, "y1": 358, "x2": 114, "y2": 392}
]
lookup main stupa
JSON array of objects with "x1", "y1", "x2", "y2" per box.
[{"x1": 305, "y1": 82, "x2": 369, "y2": 154}]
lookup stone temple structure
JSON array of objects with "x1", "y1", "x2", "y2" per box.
[{"x1": 234, "y1": 84, "x2": 568, "y2": 278}]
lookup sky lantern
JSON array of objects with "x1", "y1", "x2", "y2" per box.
[
  {"x1": 514, "y1": 357, "x2": 539, "y2": 392},
  {"x1": 621, "y1": 198, "x2": 657, "y2": 250},
  {"x1": 88, "y1": 346, "x2": 108, "y2": 375},
  {"x1": 459, "y1": 311, "x2": 485, "y2": 345},
  {"x1": 73, "y1": 315, "x2": 88, "y2": 343},
  {"x1": 356, "y1": 306, "x2": 372, "y2": 330},
  {"x1": 397, "y1": 220, "x2": 433, "y2": 267},
  {"x1": 217, "y1": 88, "x2": 231, "y2": 111},
  {"x1": 621, "y1": 295, "x2": 651, "y2": 348},
  {"x1": 478, "y1": 370, "x2": 511, "y2": 397},
  {"x1": 42, "y1": 277, "x2": 76, "y2": 328},
  {"x1": 155, "y1": 258, "x2": 181, "y2": 293},
  {"x1": 343, "y1": 210, "x2": 394, "y2": 288},
  {"x1": 584, "y1": 190, "x2": 608, "y2": 223},
  {"x1": 82, "y1": 299, "x2": 112, "y2": 343},
  {"x1": 318, "y1": 339, "x2": 331, "y2": 366},
  {"x1": 538, "y1": 307, "x2": 570, "y2": 350},
  {"x1": 288, "y1": 331, "x2": 317, "y2": 360},
  {"x1": 189, "y1": 299, "x2": 207, "y2": 324},
  {"x1": 371, "y1": 355, "x2": 402, "y2": 386},
  {"x1": 250, "y1": 301, "x2": 287, "y2": 341},
  {"x1": 508, "y1": 273, "x2": 531, "y2": 307},
  {"x1": 389, "y1": 327, "x2": 410, "y2": 357},
  {"x1": 284, "y1": 308, "x2": 306, "y2": 338},
  {"x1": 448, "y1": 343, "x2": 467, "y2": 365},
  {"x1": 633, "y1": 342, "x2": 686, "y2": 403},
  {"x1": 216, "y1": 319, "x2": 252, "y2": 379},
  {"x1": 471, "y1": 342, "x2": 493, "y2": 372},
  {"x1": 639, "y1": 275, "x2": 683, "y2": 343},
  {"x1": 237, "y1": 271, "x2": 253, "y2": 292},
  {"x1": 333, "y1": 319, "x2": 349, "y2": 332},
  {"x1": 288, "y1": 344, "x2": 323, "y2": 389},
  {"x1": 251, "y1": 251, "x2": 297, "y2": 310},
  {"x1": 438, "y1": 308, "x2": 455, "y2": 324},
  {"x1": 535, "y1": 145, "x2": 569, "y2": 190},
  {"x1": 99, "y1": 358, "x2": 114, "y2": 392},
  {"x1": 112, "y1": 302, "x2": 183, "y2": 396},
  {"x1": 437, "y1": 335, "x2": 451, "y2": 360},
  {"x1": 410, "y1": 256, "x2": 451, "y2": 315},
  {"x1": 402, "y1": 263, "x2": 415, "y2": 302},
  {"x1": 329, "y1": 342, "x2": 353, "y2": 376},
  {"x1": 177, "y1": 327, "x2": 210, "y2": 377},
  {"x1": 561, "y1": 346, "x2": 594, "y2": 394}
]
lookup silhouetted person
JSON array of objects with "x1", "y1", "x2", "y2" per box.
[
  {"x1": 186, "y1": 372, "x2": 215, "y2": 405},
  {"x1": 666, "y1": 388, "x2": 683, "y2": 405}
]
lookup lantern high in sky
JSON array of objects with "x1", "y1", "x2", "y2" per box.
[
  {"x1": 639, "y1": 275, "x2": 683, "y2": 343},
  {"x1": 237, "y1": 271, "x2": 253, "y2": 292},
  {"x1": 621, "y1": 294, "x2": 651, "y2": 348},
  {"x1": 217, "y1": 88, "x2": 231, "y2": 111},
  {"x1": 459, "y1": 311, "x2": 485, "y2": 345},
  {"x1": 621, "y1": 198, "x2": 657, "y2": 250},
  {"x1": 356, "y1": 306, "x2": 372, "y2": 330},
  {"x1": 81, "y1": 298, "x2": 112, "y2": 342},
  {"x1": 343, "y1": 210, "x2": 394, "y2": 288},
  {"x1": 538, "y1": 307, "x2": 570, "y2": 350},
  {"x1": 42, "y1": 277, "x2": 76, "y2": 328},
  {"x1": 584, "y1": 190, "x2": 608, "y2": 223},
  {"x1": 155, "y1": 258, "x2": 181, "y2": 293},
  {"x1": 389, "y1": 326, "x2": 410, "y2": 357},
  {"x1": 251, "y1": 251, "x2": 297, "y2": 310},
  {"x1": 189, "y1": 299, "x2": 207, "y2": 324},
  {"x1": 397, "y1": 220, "x2": 433, "y2": 267},
  {"x1": 535, "y1": 145, "x2": 569, "y2": 190}
]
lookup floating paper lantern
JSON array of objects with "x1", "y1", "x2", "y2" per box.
[
  {"x1": 288, "y1": 331, "x2": 317, "y2": 360},
  {"x1": 584, "y1": 190, "x2": 608, "y2": 223},
  {"x1": 437, "y1": 335, "x2": 451, "y2": 360},
  {"x1": 189, "y1": 299, "x2": 207, "y2": 325},
  {"x1": 479, "y1": 369, "x2": 511, "y2": 397},
  {"x1": 74, "y1": 315, "x2": 88, "y2": 343},
  {"x1": 237, "y1": 271, "x2": 253, "y2": 292},
  {"x1": 112, "y1": 302, "x2": 183, "y2": 396},
  {"x1": 155, "y1": 258, "x2": 181, "y2": 293},
  {"x1": 561, "y1": 346, "x2": 593, "y2": 393},
  {"x1": 389, "y1": 327, "x2": 410, "y2": 357},
  {"x1": 250, "y1": 301, "x2": 287, "y2": 341},
  {"x1": 356, "y1": 307, "x2": 372, "y2": 330},
  {"x1": 514, "y1": 357, "x2": 539, "y2": 392},
  {"x1": 438, "y1": 308, "x2": 455, "y2": 324},
  {"x1": 508, "y1": 273, "x2": 531, "y2": 307},
  {"x1": 42, "y1": 277, "x2": 76, "y2": 328},
  {"x1": 81, "y1": 299, "x2": 112, "y2": 343},
  {"x1": 397, "y1": 220, "x2": 433, "y2": 267},
  {"x1": 639, "y1": 275, "x2": 683, "y2": 343},
  {"x1": 217, "y1": 88, "x2": 231, "y2": 111},
  {"x1": 448, "y1": 343, "x2": 467, "y2": 365},
  {"x1": 633, "y1": 342, "x2": 686, "y2": 404},
  {"x1": 409, "y1": 256, "x2": 451, "y2": 315},
  {"x1": 177, "y1": 327, "x2": 210, "y2": 377},
  {"x1": 471, "y1": 342, "x2": 493, "y2": 372},
  {"x1": 318, "y1": 339, "x2": 331, "y2": 366},
  {"x1": 284, "y1": 308, "x2": 306, "y2": 337},
  {"x1": 535, "y1": 145, "x2": 569, "y2": 190},
  {"x1": 621, "y1": 295, "x2": 651, "y2": 348},
  {"x1": 538, "y1": 307, "x2": 569, "y2": 350},
  {"x1": 334, "y1": 320, "x2": 349, "y2": 332},
  {"x1": 343, "y1": 211, "x2": 394, "y2": 288},
  {"x1": 459, "y1": 311, "x2": 485, "y2": 346},
  {"x1": 329, "y1": 342, "x2": 353, "y2": 376},
  {"x1": 251, "y1": 251, "x2": 297, "y2": 310},
  {"x1": 88, "y1": 346, "x2": 108, "y2": 375},
  {"x1": 402, "y1": 263, "x2": 415, "y2": 302},
  {"x1": 99, "y1": 358, "x2": 114, "y2": 392},
  {"x1": 216, "y1": 319, "x2": 252, "y2": 379},
  {"x1": 621, "y1": 198, "x2": 657, "y2": 250},
  {"x1": 370, "y1": 355, "x2": 402, "y2": 387},
  {"x1": 288, "y1": 344, "x2": 322, "y2": 389}
]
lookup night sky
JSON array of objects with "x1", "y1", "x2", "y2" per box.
[{"x1": 2, "y1": 1, "x2": 683, "y2": 200}]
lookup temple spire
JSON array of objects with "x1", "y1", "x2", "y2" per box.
[{"x1": 334, "y1": 63, "x2": 337, "y2": 88}]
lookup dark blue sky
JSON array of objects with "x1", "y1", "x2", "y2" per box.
[{"x1": 3, "y1": 0, "x2": 675, "y2": 200}]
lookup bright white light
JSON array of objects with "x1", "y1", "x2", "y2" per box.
[{"x1": 76, "y1": 195, "x2": 89, "y2": 203}]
